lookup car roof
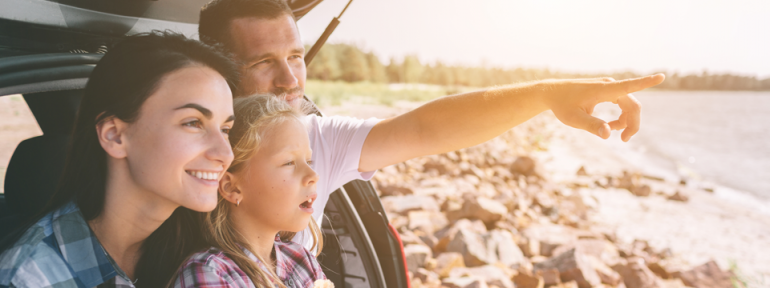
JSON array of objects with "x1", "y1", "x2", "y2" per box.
[{"x1": 0, "y1": 0, "x2": 323, "y2": 38}]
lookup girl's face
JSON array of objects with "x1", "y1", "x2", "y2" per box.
[
  {"x1": 231, "y1": 118, "x2": 319, "y2": 233},
  {"x1": 120, "y1": 66, "x2": 234, "y2": 212}
]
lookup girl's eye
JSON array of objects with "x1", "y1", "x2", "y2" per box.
[
  {"x1": 306, "y1": 160, "x2": 313, "y2": 166},
  {"x1": 183, "y1": 120, "x2": 203, "y2": 129}
]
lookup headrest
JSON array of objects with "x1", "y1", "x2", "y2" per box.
[
  {"x1": 4, "y1": 135, "x2": 69, "y2": 219},
  {"x1": 3, "y1": 90, "x2": 80, "y2": 219}
]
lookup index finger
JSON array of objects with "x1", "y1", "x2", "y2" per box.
[{"x1": 611, "y1": 73, "x2": 666, "y2": 95}]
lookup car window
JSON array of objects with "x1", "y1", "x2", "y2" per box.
[{"x1": 0, "y1": 95, "x2": 43, "y2": 194}]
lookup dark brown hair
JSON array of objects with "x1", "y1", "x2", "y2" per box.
[{"x1": 199, "y1": 0, "x2": 294, "y2": 48}]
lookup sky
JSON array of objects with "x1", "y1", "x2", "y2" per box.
[{"x1": 296, "y1": 0, "x2": 770, "y2": 77}]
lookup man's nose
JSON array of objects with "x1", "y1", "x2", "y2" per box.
[{"x1": 274, "y1": 59, "x2": 298, "y2": 89}]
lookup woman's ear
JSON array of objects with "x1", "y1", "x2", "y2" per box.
[
  {"x1": 219, "y1": 172, "x2": 242, "y2": 205},
  {"x1": 96, "y1": 116, "x2": 128, "y2": 159}
]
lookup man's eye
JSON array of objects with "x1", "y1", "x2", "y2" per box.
[
  {"x1": 253, "y1": 59, "x2": 270, "y2": 66},
  {"x1": 183, "y1": 120, "x2": 203, "y2": 129}
]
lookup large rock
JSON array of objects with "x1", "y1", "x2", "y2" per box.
[
  {"x1": 667, "y1": 191, "x2": 689, "y2": 202},
  {"x1": 647, "y1": 259, "x2": 687, "y2": 280},
  {"x1": 612, "y1": 257, "x2": 663, "y2": 288},
  {"x1": 551, "y1": 239, "x2": 622, "y2": 266},
  {"x1": 434, "y1": 252, "x2": 466, "y2": 278},
  {"x1": 414, "y1": 268, "x2": 441, "y2": 287},
  {"x1": 673, "y1": 260, "x2": 736, "y2": 288},
  {"x1": 434, "y1": 219, "x2": 488, "y2": 253},
  {"x1": 513, "y1": 271, "x2": 545, "y2": 288},
  {"x1": 448, "y1": 265, "x2": 515, "y2": 288},
  {"x1": 446, "y1": 228, "x2": 493, "y2": 267},
  {"x1": 511, "y1": 156, "x2": 539, "y2": 177},
  {"x1": 442, "y1": 277, "x2": 489, "y2": 288},
  {"x1": 381, "y1": 195, "x2": 440, "y2": 214},
  {"x1": 486, "y1": 229, "x2": 527, "y2": 268},
  {"x1": 376, "y1": 183, "x2": 414, "y2": 197},
  {"x1": 404, "y1": 244, "x2": 433, "y2": 273},
  {"x1": 447, "y1": 196, "x2": 509, "y2": 226},
  {"x1": 534, "y1": 248, "x2": 602, "y2": 288},
  {"x1": 523, "y1": 224, "x2": 579, "y2": 257},
  {"x1": 536, "y1": 269, "x2": 561, "y2": 286},
  {"x1": 586, "y1": 256, "x2": 622, "y2": 286},
  {"x1": 408, "y1": 210, "x2": 449, "y2": 235}
]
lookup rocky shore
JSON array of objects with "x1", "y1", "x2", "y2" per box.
[{"x1": 323, "y1": 101, "x2": 770, "y2": 288}]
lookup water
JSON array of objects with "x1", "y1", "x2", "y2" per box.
[{"x1": 597, "y1": 90, "x2": 770, "y2": 201}]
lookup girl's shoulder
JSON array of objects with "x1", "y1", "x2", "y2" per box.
[
  {"x1": 274, "y1": 239, "x2": 326, "y2": 283},
  {"x1": 175, "y1": 247, "x2": 254, "y2": 288}
]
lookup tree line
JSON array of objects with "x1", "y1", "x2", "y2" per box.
[{"x1": 307, "y1": 43, "x2": 770, "y2": 91}]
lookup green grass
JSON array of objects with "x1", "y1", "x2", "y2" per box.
[
  {"x1": 729, "y1": 260, "x2": 765, "y2": 288},
  {"x1": 304, "y1": 80, "x2": 477, "y2": 107}
]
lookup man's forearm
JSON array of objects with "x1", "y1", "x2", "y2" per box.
[
  {"x1": 360, "y1": 82, "x2": 549, "y2": 172},
  {"x1": 359, "y1": 74, "x2": 664, "y2": 173}
]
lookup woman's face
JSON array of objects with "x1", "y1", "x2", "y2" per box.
[
  {"x1": 231, "y1": 118, "x2": 319, "y2": 233},
  {"x1": 121, "y1": 65, "x2": 234, "y2": 212}
]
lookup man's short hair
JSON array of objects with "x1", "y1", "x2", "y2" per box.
[{"x1": 199, "y1": 0, "x2": 295, "y2": 48}]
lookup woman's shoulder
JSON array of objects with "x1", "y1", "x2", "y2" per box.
[{"x1": 0, "y1": 208, "x2": 72, "y2": 286}]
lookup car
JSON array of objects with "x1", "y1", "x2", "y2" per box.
[{"x1": 0, "y1": 0, "x2": 410, "y2": 287}]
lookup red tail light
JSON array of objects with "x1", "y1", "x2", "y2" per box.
[{"x1": 388, "y1": 223, "x2": 412, "y2": 288}]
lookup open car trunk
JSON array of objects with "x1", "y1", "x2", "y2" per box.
[{"x1": 0, "y1": 1, "x2": 409, "y2": 287}]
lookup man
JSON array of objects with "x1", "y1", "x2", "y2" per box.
[{"x1": 198, "y1": 0, "x2": 664, "y2": 249}]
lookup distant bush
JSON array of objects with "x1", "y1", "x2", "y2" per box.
[
  {"x1": 304, "y1": 80, "x2": 475, "y2": 107},
  {"x1": 306, "y1": 43, "x2": 770, "y2": 91}
]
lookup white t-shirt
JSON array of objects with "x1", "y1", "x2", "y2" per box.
[{"x1": 292, "y1": 114, "x2": 380, "y2": 251}]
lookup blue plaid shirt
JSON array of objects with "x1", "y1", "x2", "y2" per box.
[{"x1": 0, "y1": 202, "x2": 134, "y2": 288}]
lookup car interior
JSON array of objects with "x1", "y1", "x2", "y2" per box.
[{"x1": 0, "y1": 0, "x2": 409, "y2": 287}]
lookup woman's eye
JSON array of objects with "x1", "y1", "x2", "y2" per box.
[
  {"x1": 283, "y1": 161, "x2": 295, "y2": 166},
  {"x1": 183, "y1": 120, "x2": 203, "y2": 129},
  {"x1": 221, "y1": 127, "x2": 231, "y2": 135}
]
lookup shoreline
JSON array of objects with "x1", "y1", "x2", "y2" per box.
[
  {"x1": 539, "y1": 109, "x2": 770, "y2": 282},
  {"x1": 322, "y1": 100, "x2": 770, "y2": 286}
]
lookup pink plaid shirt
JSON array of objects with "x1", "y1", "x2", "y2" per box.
[{"x1": 173, "y1": 236, "x2": 325, "y2": 288}]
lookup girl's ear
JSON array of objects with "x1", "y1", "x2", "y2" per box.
[
  {"x1": 96, "y1": 116, "x2": 128, "y2": 159},
  {"x1": 219, "y1": 171, "x2": 242, "y2": 205}
]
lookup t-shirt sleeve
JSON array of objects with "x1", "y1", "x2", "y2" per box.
[{"x1": 307, "y1": 114, "x2": 381, "y2": 193}]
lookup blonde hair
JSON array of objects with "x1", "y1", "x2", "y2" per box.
[{"x1": 205, "y1": 95, "x2": 323, "y2": 287}]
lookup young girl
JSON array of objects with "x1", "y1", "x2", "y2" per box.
[
  {"x1": 0, "y1": 32, "x2": 237, "y2": 287},
  {"x1": 173, "y1": 95, "x2": 330, "y2": 288}
]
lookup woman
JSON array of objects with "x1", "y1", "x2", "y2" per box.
[
  {"x1": 173, "y1": 95, "x2": 329, "y2": 288},
  {"x1": 0, "y1": 31, "x2": 238, "y2": 287}
]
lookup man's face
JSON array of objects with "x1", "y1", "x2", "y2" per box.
[{"x1": 228, "y1": 14, "x2": 306, "y2": 108}]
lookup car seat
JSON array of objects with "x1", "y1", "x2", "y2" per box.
[{"x1": 0, "y1": 90, "x2": 80, "y2": 237}]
